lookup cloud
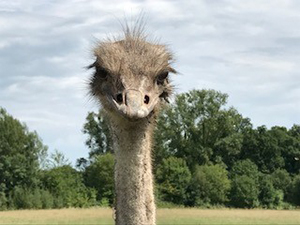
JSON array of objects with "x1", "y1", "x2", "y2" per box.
[{"x1": 0, "y1": 0, "x2": 299, "y2": 164}]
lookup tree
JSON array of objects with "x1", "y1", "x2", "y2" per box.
[
  {"x1": 230, "y1": 175, "x2": 259, "y2": 208},
  {"x1": 84, "y1": 153, "x2": 114, "y2": 205},
  {"x1": 156, "y1": 157, "x2": 191, "y2": 204},
  {"x1": 230, "y1": 159, "x2": 260, "y2": 180},
  {"x1": 49, "y1": 149, "x2": 71, "y2": 168},
  {"x1": 230, "y1": 160, "x2": 260, "y2": 208},
  {"x1": 287, "y1": 174, "x2": 300, "y2": 206},
  {"x1": 154, "y1": 89, "x2": 250, "y2": 170},
  {"x1": 41, "y1": 165, "x2": 96, "y2": 208},
  {"x1": 259, "y1": 174, "x2": 283, "y2": 208},
  {"x1": 241, "y1": 126, "x2": 285, "y2": 173},
  {"x1": 82, "y1": 111, "x2": 112, "y2": 158},
  {"x1": 281, "y1": 125, "x2": 300, "y2": 174},
  {"x1": 271, "y1": 169, "x2": 291, "y2": 194},
  {"x1": 0, "y1": 108, "x2": 48, "y2": 202},
  {"x1": 213, "y1": 133, "x2": 243, "y2": 169},
  {"x1": 188, "y1": 164, "x2": 231, "y2": 206}
]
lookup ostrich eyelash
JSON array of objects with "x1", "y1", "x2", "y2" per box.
[
  {"x1": 96, "y1": 66, "x2": 109, "y2": 79},
  {"x1": 157, "y1": 71, "x2": 169, "y2": 85}
]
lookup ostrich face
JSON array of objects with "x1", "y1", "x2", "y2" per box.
[{"x1": 89, "y1": 36, "x2": 176, "y2": 122}]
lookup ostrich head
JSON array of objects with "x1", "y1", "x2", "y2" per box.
[{"x1": 89, "y1": 29, "x2": 176, "y2": 124}]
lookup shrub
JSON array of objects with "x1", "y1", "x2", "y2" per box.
[
  {"x1": 188, "y1": 164, "x2": 231, "y2": 206},
  {"x1": 84, "y1": 153, "x2": 114, "y2": 205},
  {"x1": 0, "y1": 191, "x2": 7, "y2": 210},
  {"x1": 230, "y1": 175, "x2": 259, "y2": 208},
  {"x1": 41, "y1": 165, "x2": 96, "y2": 208},
  {"x1": 259, "y1": 175, "x2": 283, "y2": 208},
  {"x1": 271, "y1": 169, "x2": 291, "y2": 193},
  {"x1": 40, "y1": 189, "x2": 54, "y2": 209},
  {"x1": 287, "y1": 174, "x2": 300, "y2": 206},
  {"x1": 156, "y1": 157, "x2": 191, "y2": 204}
]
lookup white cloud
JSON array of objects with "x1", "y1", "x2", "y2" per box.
[{"x1": 0, "y1": 0, "x2": 299, "y2": 164}]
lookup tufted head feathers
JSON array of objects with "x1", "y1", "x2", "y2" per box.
[{"x1": 89, "y1": 26, "x2": 176, "y2": 123}]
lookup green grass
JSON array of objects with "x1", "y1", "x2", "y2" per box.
[{"x1": 0, "y1": 208, "x2": 300, "y2": 224}]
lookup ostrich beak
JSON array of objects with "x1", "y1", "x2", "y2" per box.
[
  {"x1": 111, "y1": 89, "x2": 158, "y2": 120},
  {"x1": 125, "y1": 90, "x2": 145, "y2": 118}
]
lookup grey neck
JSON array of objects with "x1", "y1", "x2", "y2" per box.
[{"x1": 112, "y1": 121, "x2": 156, "y2": 225}]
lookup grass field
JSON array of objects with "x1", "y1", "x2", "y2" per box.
[{"x1": 0, "y1": 208, "x2": 300, "y2": 225}]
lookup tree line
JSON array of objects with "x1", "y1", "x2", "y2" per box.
[{"x1": 0, "y1": 89, "x2": 300, "y2": 210}]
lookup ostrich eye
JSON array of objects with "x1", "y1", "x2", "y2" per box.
[
  {"x1": 96, "y1": 66, "x2": 109, "y2": 79},
  {"x1": 157, "y1": 71, "x2": 168, "y2": 85}
]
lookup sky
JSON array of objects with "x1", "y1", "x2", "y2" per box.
[{"x1": 0, "y1": 0, "x2": 299, "y2": 165}]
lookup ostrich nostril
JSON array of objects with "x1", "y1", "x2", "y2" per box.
[
  {"x1": 144, "y1": 95, "x2": 150, "y2": 104},
  {"x1": 116, "y1": 93, "x2": 123, "y2": 103}
]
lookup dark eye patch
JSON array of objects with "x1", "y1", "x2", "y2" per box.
[
  {"x1": 96, "y1": 66, "x2": 109, "y2": 79},
  {"x1": 157, "y1": 71, "x2": 169, "y2": 85}
]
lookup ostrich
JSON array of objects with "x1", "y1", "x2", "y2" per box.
[{"x1": 88, "y1": 24, "x2": 176, "y2": 225}]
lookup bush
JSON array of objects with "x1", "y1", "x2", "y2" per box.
[
  {"x1": 0, "y1": 191, "x2": 7, "y2": 210},
  {"x1": 230, "y1": 175, "x2": 259, "y2": 208},
  {"x1": 259, "y1": 175, "x2": 283, "y2": 208},
  {"x1": 271, "y1": 169, "x2": 291, "y2": 194},
  {"x1": 40, "y1": 189, "x2": 54, "y2": 209},
  {"x1": 287, "y1": 174, "x2": 300, "y2": 206},
  {"x1": 229, "y1": 159, "x2": 260, "y2": 208},
  {"x1": 230, "y1": 159, "x2": 259, "y2": 180},
  {"x1": 9, "y1": 187, "x2": 55, "y2": 210},
  {"x1": 156, "y1": 157, "x2": 191, "y2": 204},
  {"x1": 41, "y1": 165, "x2": 96, "y2": 208},
  {"x1": 188, "y1": 164, "x2": 231, "y2": 206},
  {"x1": 84, "y1": 153, "x2": 114, "y2": 205}
]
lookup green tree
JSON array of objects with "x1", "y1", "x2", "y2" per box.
[
  {"x1": 41, "y1": 165, "x2": 96, "y2": 208},
  {"x1": 230, "y1": 159, "x2": 259, "y2": 180},
  {"x1": 259, "y1": 175, "x2": 283, "y2": 208},
  {"x1": 281, "y1": 125, "x2": 300, "y2": 174},
  {"x1": 241, "y1": 126, "x2": 285, "y2": 173},
  {"x1": 84, "y1": 153, "x2": 114, "y2": 205},
  {"x1": 49, "y1": 149, "x2": 71, "y2": 168},
  {"x1": 154, "y1": 89, "x2": 250, "y2": 170},
  {"x1": 230, "y1": 160, "x2": 260, "y2": 208},
  {"x1": 230, "y1": 175, "x2": 259, "y2": 208},
  {"x1": 0, "y1": 108, "x2": 48, "y2": 204},
  {"x1": 9, "y1": 187, "x2": 54, "y2": 210},
  {"x1": 287, "y1": 174, "x2": 300, "y2": 206},
  {"x1": 82, "y1": 111, "x2": 112, "y2": 158},
  {"x1": 271, "y1": 169, "x2": 291, "y2": 194},
  {"x1": 188, "y1": 164, "x2": 231, "y2": 206},
  {"x1": 213, "y1": 133, "x2": 243, "y2": 169},
  {"x1": 156, "y1": 157, "x2": 191, "y2": 204}
]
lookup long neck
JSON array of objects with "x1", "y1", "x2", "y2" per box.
[{"x1": 112, "y1": 122, "x2": 156, "y2": 225}]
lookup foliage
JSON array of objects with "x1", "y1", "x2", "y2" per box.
[
  {"x1": 82, "y1": 111, "x2": 112, "y2": 157},
  {"x1": 258, "y1": 175, "x2": 283, "y2": 208},
  {"x1": 1, "y1": 88, "x2": 300, "y2": 210},
  {"x1": 230, "y1": 160, "x2": 260, "y2": 208},
  {"x1": 48, "y1": 149, "x2": 71, "y2": 168},
  {"x1": 41, "y1": 165, "x2": 96, "y2": 208},
  {"x1": 84, "y1": 153, "x2": 114, "y2": 205},
  {"x1": 230, "y1": 175, "x2": 259, "y2": 208},
  {"x1": 154, "y1": 89, "x2": 251, "y2": 170},
  {"x1": 188, "y1": 164, "x2": 231, "y2": 206},
  {"x1": 0, "y1": 107, "x2": 48, "y2": 207},
  {"x1": 156, "y1": 157, "x2": 191, "y2": 204},
  {"x1": 241, "y1": 126, "x2": 287, "y2": 173},
  {"x1": 8, "y1": 187, "x2": 54, "y2": 209},
  {"x1": 79, "y1": 90, "x2": 300, "y2": 209},
  {"x1": 230, "y1": 159, "x2": 259, "y2": 180},
  {"x1": 271, "y1": 169, "x2": 291, "y2": 194},
  {"x1": 287, "y1": 174, "x2": 300, "y2": 205}
]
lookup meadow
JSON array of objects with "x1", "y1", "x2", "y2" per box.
[{"x1": 0, "y1": 208, "x2": 300, "y2": 225}]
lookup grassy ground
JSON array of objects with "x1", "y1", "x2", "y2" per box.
[{"x1": 0, "y1": 208, "x2": 300, "y2": 225}]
